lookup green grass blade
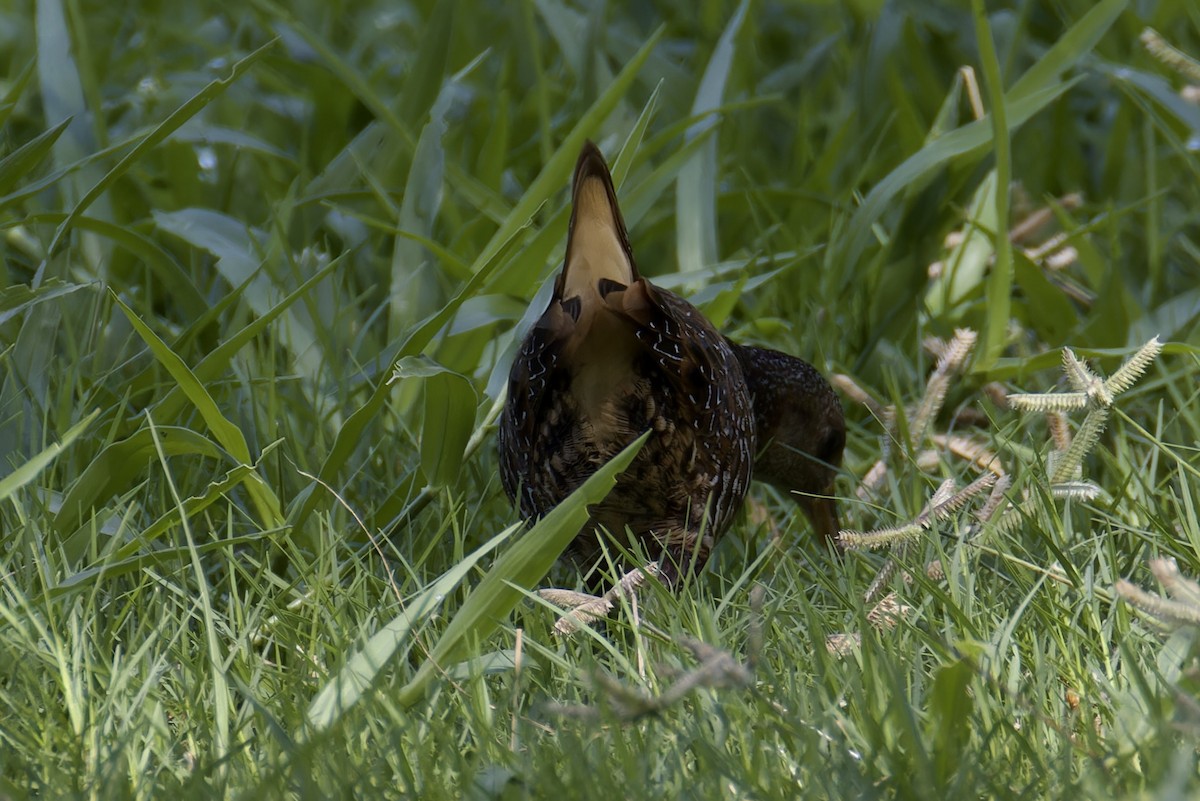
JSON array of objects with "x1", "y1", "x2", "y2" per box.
[
  {"x1": 305, "y1": 524, "x2": 518, "y2": 733},
  {"x1": 397, "y1": 431, "x2": 649, "y2": 707},
  {"x1": 0, "y1": 118, "x2": 70, "y2": 196},
  {"x1": 1006, "y1": 0, "x2": 1128, "y2": 104},
  {"x1": 251, "y1": 0, "x2": 416, "y2": 150},
  {"x1": 973, "y1": 0, "x2": 1013, "y2": 369},
  {"x1": 0, "y1": 278, "x2": 88, "y2": 326},
  {"x1": 148, "y1": 252, "x2": 340, "y2": 424},
  {"x1": 422, "y1": 371, "x2": 477, "y2": 491},
  {"x1": 53, "y1": 426, "x2": 230, "y2": 537},
  {"x1": 925, "y1": 170, "x2": 999, "y2": 318},
  {"x1": 469, "y1": 25, "x2": 664, "y2": 279},
  {"x1": 55, "y1": 440, "x2": 286, "y2": 596},
  {"x1": 0, "y1": 409, "x2": 97, "y2": 503},
  {"x1": 396, "y1": 0, "x2": 455, "y2": 126},
  {"x1": 25, "y1": 212, "x2": 208, "y2": 319},
  {"x1": 611, "y1": 81, "x2": 662, "y2": 187},
  {"x1": 35, "y1": 0, "x2": 88, "y2": 170},
  {"x1": 389, "y1": 83, "x2": 450, "y2": 339},
  {"x1": 288, "y1": 219, "x2": 526, "y2": 531},
  {"x1": 51, "y1": 531, "x2": 266, "y2": 599},
  {"x1": 145, "y1": 420, "x2": 232, "y2": 774},
  {"x1": 169, "y1": 122, "x2": 297, "y2": 164},
  {"x1": 42, "y1": 39, "x2": 276, "y2": 261},
  {"x1": 113, "y1": 294, "x2": 284, "y2": 530},
  {"x1": 842, "y1": 0, "x2": 1125, "y2": 276},
  {"x1": 840, "y1": 82, "x2": 1076, "y2": 276},
  {"x1": 0, "y1": 60, "x2": 34, "y2": 130},
  {"x1": 676, "y1": 0, "x2": 747, "y2": 276},
  {"x1": 390, "y1": 356, "x2": 478, "y2": 488},
  {"x1": 0, "y1": 141, "x2": 111, "y2": 214},
  {"x1": 420, "y1": 370, "x2": 477, "y2": 488}
]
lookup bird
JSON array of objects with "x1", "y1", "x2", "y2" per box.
[
  {"x1": 498, "y1": 141, "x2": 844, "y2": 586},
  {"x1": 731, "y1": 342, "x2": 845, "y2": 541}
]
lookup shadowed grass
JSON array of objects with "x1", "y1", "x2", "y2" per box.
[{"x1": 2, "y1": 0, "x2": 1200, "y2": 798}]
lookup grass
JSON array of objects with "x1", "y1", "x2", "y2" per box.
[{"x1": 2, "y1": 0, "x2": 1200, "y2": 797}]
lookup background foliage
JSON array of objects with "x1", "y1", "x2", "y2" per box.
[{"x1": 2, "y1": 0, "x2": 1200, "y2": 797}]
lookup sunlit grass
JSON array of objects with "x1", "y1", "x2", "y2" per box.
[{"x1": 2, "y1": 0, "x2": 1200, "y2": 798}]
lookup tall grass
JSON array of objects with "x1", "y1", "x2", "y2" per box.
[{"x1": 2, "y1": 0, "x2": 1200, "y2": 797}]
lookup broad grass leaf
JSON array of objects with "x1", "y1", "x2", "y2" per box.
[
  {"x1": 397, "y1": 432, "x2": 649, "y2": 707},
  {"x1": 389, "y1": 80, "x2": 451, "y2": 338},
  {"x1": 0, "y1": 118, "x2": 70, "y2": 196},
  {"x1": 1013, "y1": 254, "x2": 1075, "y2": 345},
  {"x1": 34, "y1": 0, "x2": 114, "y2": 280},
  {"x1": 169, "y1": 121, "x2": 297, "y2": 164},
  {"x1": 44, "y1": 39, "x2": 276, "y2": 260},
  {"x1": 113, "y1": 295, "x2": 285, "y2": 530},
  {"x1": 153, "y1": 207, "x2": 326, "y2": 380},
  {"x1": 25, "y1": 212, "x2": 207, "y2": 319},
  {"x1": 392, "y1": 356, "x2": 478, "y2": 487},
  {"x1": 153, "y1": 207, "x2": 260, "y2": 277},
  {"x1": 0, "y1": 278, "x2": 88, "y2": 326},
  {"x1": 676, "y1": 0, "x2": 747, "y2": 277},
  {"x1": 305, "y1": 524, "x2": 518, "y2": 734},
  {"x1": 931, "y1": 658, "x2": 975, "y2": 786},
  {"x1": 422, "y1": 372, "x2": 476, "y2": 487},
  {"x1": 925, "y1": 169, "x2": 999, "y2": 316},
  {"x1": 149, "y1": 255, "x2": 339, "y2": 424},
  {"x1": 842, "y1": 0, "x2": 1126, "y2": 274},
  {"x1": 0, "y1": 409, "x2": 97, "y2": 503},
  {"x1": 53, "y1": 426, "x2": 229, "y2": 537},
  {"x1": 6, "y1": 278, "x2": 62, "y2": 411},
  {"x1": 476, "y1": 83, "x2": 511, "y2": 191},
  {"x1": 396, "y1": 0, "x2": 455, "y2": 125},
  {"x1": 35, "y1": 0, "x2": 88, "y2": 169}
]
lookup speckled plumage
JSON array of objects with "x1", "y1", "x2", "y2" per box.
[
  {"x1": 498, "y1": 143, "x2": 755, "y2": 583},
  {"x1": 498, "y1": 142, "x2": 844, "y2": 584}
]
